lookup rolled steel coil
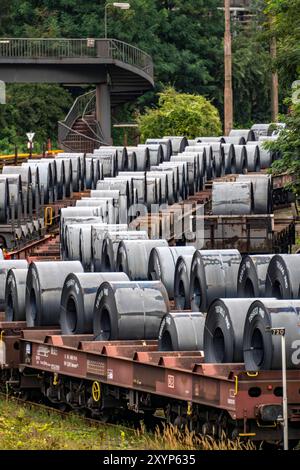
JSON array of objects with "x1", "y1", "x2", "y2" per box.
[
  {"x1": 60, "y1": 272, "x2": 129, "y2": 334},
  {"x1": 159, "y1": 162, "x2": 187, "y2": 200},
  {"x1": 163, "y1": 136, "x2": 188, "y2": 154},
  {"x1": 58, "y1": 153, "x2": 84, "y2": 190},
  {"x1": 5, "y1": 268, "x2": 28, "y2": 321},
  {"x1": 237, "y1": 254, "x2": 274, "y2": 297},
  {"x1": 223, "y1": 136, "x2": 246, "y2": 145},
  {"x1": 147, "y1": 171, "x2": 169, "y2": 204},
  {"x1": 182, "y1": 150, "x2": 206, "y2": 190},
  {"x1": 79, "y1": 226, "x2": 93, "y2": 272},
  {"x1": 56, "y1": 157, "x2": 73, "y2": 197},
  {"x1": 204, "y1": 298, "x2": 255, "y2": 363},
  {"x1": 93, "y1": 159, "x2": 102, "y2": 189},
  {"x1": 91, "y1": 189, "x2": 124, "y2": 220},
  {"x1": 75, "y1": 198, "x2": 115, "y2": 224},
  {"x1": 150, "y1": 166, "x2": 176, "y2": 204},
  {"x1": 96, "y1": 179, "x2": 130, "y2": 218},
  {"x1": 212, "y1": 181, "x2": 253, "y2": 215},
  {"x1": 222, "y1": 143, "x2": 236, "y2": 174},
  {"x1": 148, "y1": 246, "x2": 195, "y2": 299},
  {"x1": 61, "y1": 217, "x2": 103, "y2": 259},
  {"x1": 92, "y1": 151, "x2": 116, "y2": 177},
  {"x1": 65, "y1": 223, "x2": 85, "y2": 261},
  {"x1": 126, "y1": 146, "x2": 150, "y2": 171},
  {"x1": 26, "y1": 261, "x2": 84, "y2": 327},
  {"x1": 229, "y1": 129, "x2": 256, "y2": 142},
  {"x1": 265, "y1": 254, "x2": 300, "y2": 299},
  {"x1": 0, "y1": 260, "x2": 28, "y2": 311},
  {"x1": 146, "y1": 175, "x2": 161, "y2": 207},
  {"x1": 146, "y1": 138, "x2": 172, "y2": 161},
  {"x1": 84, "y1": 157, "x2": 94, "y2": 190},
  {"x1": 0, "y1": 174, "x2": 22, "y2": 217},
  {"x1": 116, "y1": 239, "x2": 168, "y2": 281},
  {"x1": 190, "y1": 249, "x2": 242, "y2": 312},
  {"x1": 2, "y1": 166, "x2": 32, "y2": 208},
  {"x1": 243, "y1": 299, "x2": 300, "y2": 370},
  {"x1": 23, "y1": 161, "x2": 53, "y2": 203},
  {"x1": 138, "y1": 144, "x2": 163, "y2": 167},
  {"x1": 60, "y1": 207, "x2": 103, "y2": 244},
  {"x1": 158, "y1": 312, "x2": 205, "y2": 351},
  {"x1": 116, "y1": 172, "x2": 146, "y2": 205},
  {"x1": 127, "y1": 150, "x2": 137, "y2": 171},
  {"x1": 101, "y1": 230, "x2": 148, "y2": 272},
  {"x1": 246, "y1": 142, "x2": 275, "y2": 169},
  {"x1": 170, "y1": 155, "x2": 196, "y2": 195},
  {"x1": 101, "y1": 146, "x2": 127, "y2": 171},
  {"x1": 187, "y1": 145, "x2": 213, "y2": 180},
  {"x1": 35, "y1": 158, "x2": 58, "y2": 200},
  {"x1": 54, "y1": 158, "x2": 66, "y2": 199},
  {"x1": 251, "y1": 123, "x2": 272, "y2": 139},
  {"x1": 174, "y1": 254, "x2": 194, "y2": 310},
  {"x1": 102, "y1": 177, "x2": 134, "y2": 207},
  {"x1": 245, "y1": 144, "x2": 260, "y2": 172},
  {"x1": 196, "y1": 136, "x2": 225, "y2": 143},
  {"x1": 211, "y1": 143, "x2": 225, "y2": 177},
  {"x1": 91, "y1": 223, "x2": 128, "y2": 272},
  {"x1": 93, "y1": 280, "x2": 169, "y2": 340},
  {"x1": 237, "y1": 174, "x2": 272, "y2": 213},
  {"x1": 234, "y1": 145, "x2": 247, "y2": 174}
]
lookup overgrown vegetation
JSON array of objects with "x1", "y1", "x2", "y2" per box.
[
  {"x1": 137, "y1": 87, "x2": 222, "y2": 142},
  {"x1": 0, "y1": 397, "x2": 256, "y2": 450}
]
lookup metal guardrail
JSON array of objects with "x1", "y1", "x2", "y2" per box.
[{"x1": 0, "y1": 38, "x2": 154, "y2": 78}]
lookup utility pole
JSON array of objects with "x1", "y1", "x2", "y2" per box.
[
  {"x1": 270, "y1": 33, "x2": 279, "y2": 121},
  {"x1": 224, "y1": 0, "x2": 233, "y2": 136}
]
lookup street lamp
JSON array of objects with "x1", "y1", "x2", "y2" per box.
[{"x1": 104, "y1": 3, "x2": 131, "y2": 39}]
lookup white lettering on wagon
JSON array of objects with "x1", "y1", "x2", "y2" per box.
[{"x1": 63, "y1": 353, "x2": 79, "y2": 369}]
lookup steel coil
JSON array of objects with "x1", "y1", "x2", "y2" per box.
[
  {"x1": 234, "y1": 145, "x2": 247, "y2": 174},
  {"x1": 170, "y1": 155, "x2": 196, "y2": 195},
  {"x1": 115, "y1": 239, "x2": 168, "y2": 281},
  {"x1": 93, "y1": 280, "x2": 169, "y2": 340},
  {"x1": 223, "y1": 136, "x2": 246, "y2": 145},
  {"x1": 61, "y1": 217, "x2": 103, "y2": 259},
  {"x1": 265, "y1": 254, "x2": 300, "y2": 299},
  {"x1": 79, "y1": 226, "x2": 93, "y2": 271},
  {"x1": 243, "y1": 299, "x2": 300, "y2": 370},
  {"x1": 212, "y1": 182, "x2": 253, "y2": 215},
  {"x1": 174, "y1": 254, "x2": 194, "y2": 310},
  {"x1": 116, "y1": 172, "x2": 146, "y2": 205},
  {"x1": 26, "y1": 261, "x2": 84, "y2": 327},
  {"x1": 147, "y1": 171, "x2": 169, "y2": 204},
  {"x1": 148, "y1": 246, "x2": 195, "y2": 299},
  {"x1": 237, "y1": 254, "x2": 274, "y2": 297},
  {"x1": 126, "y1": 146, "x2": 150, "y2": 171},
  {"x1": 222, "y1": 143, "x2": 236, "y2": 174},
  {"x1": 56, "y1": 157, "x2": 73, "y2": 197},
  {"x1": 5, "y1": 268, "x2": 28, "y2": 321},
  {"x1": 0, "y1": 260, "x2": 28, "y2": 311},
  {"x1": 101, "y1": 230, "x2": 148, "y2": 272},
  {"x1": 196, "y1": 137, "x2": 225, "y2": 143},
  {"x1": 127, "y1": 150, "x2": 137, "y2": 171},
  {"x1": 211, "y1": 143, "x2": 225, "y2": 177},
  {"x1": 245, "y1": 144, "x2": 260, "y2": 172},
  {"x1": 60, "y1": 272, "x2": 129, "y2": 334},
  {"x1": 237, "y1": 174, "x2": 272, "y2": 213},
  {"x1": 190, "y1": 249, "x2": 242, "y2": 312},
  {"x1": 246, "y1": 141, "x2": 275, "y2": 169},
  {"x1": 91, "y1": 224, "x2": 128, "y2": 272},
  {"x1": 229, "y1": 129, "x2": 256, "y2": 142},
  {"x1": 146, "y1": 138, "x2": 172, "y2": 161},
  {"x1": 204, "y1": 298, "x2": 255, "y2": 363},
  {"x1": 159, "y1": 162, "x2": 187, "y2": 200},
  {"x1": 146, "y1": 175, "x2": 161, "y2": 207},
  {"x1": 251, "y1": 123, "x2": 272, "y2": 140},
  {"x1": 163, "y1": 136, "x2": 188, "y2": 154},
  {"x1": 158, "y1": 312, "x2": 205, "y2": 351},
  {"x1": 150, "y1": 166, "x2": 176, "y2": 204},
  {"x1": 138, "y1": 144, "x2": 163, "y2": 167},
  {"x1": 93, "y1": 149, "x2": 117, "y2": 176}
]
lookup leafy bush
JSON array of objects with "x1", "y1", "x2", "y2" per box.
[{"x1": 137, "y1": 87, "x2": 222, "y2": 141}]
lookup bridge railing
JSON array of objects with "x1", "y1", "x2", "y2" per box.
[{"x1": 0, "y1": 38, "x2": 153, "y2": 77}]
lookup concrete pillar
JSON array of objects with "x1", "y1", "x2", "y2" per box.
[{"x1": 96, "y1": 83, "x2": 112, "y2": 145}]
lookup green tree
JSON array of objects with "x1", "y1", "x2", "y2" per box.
[{"x1": 137, "y1": 87, "x2": 222, "y2": 141}]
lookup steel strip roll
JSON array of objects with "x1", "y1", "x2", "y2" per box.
[
  {"x1": 101, "y1": 146, "x2": 127, "y2": 171},
  {"x1": 116, "y1": 172, "x2": 146, "y2": 205},
  {"x1": 148, "y1": 246, "x2": 195, "y2": 299},
  {"x1": 265, "y1": 254, "x2": 300, "y2": 299},
  {"x1": 246, "y1": 142, "x2": 275, "y2": 169},
  {"x1": 158, "y1": 312, "x2": 205, "y2": 351},
  {"x1": 61, "y1": 217, "x2": 103, "y2": 259},
  {"x1": 5, "y1": 268, "x2": 28, "y2": 321},
  {"x1": 93, "y1": 280, "x2": 169, "y2": 340},
  {"x1": 92, "y1": 159, "x2": 102, "y2": 189},
  {"x1": 0, "y1": 260, "x2": 28, "y2": 311},
  {"x1": 91, "y1": 224, "x2": 128, "y2": 272},
  {"x1": 26, "y1": 261, "x2": 84, "y2": 327},
  {"x1": 60, "y1": 207, "x2": 103, "y2": 245},
  {"x1": 79, "y1": 226, "x2": 93, "y2": 272},
  {"x1": 93, "y1": 149, "x2": 117, "y2": 176},
  {"x1": 237, "y1": 255, "x2": 274, "y2": 297},
  {"x1": 170, "y1": 155, "x2": 196, "y2": 195},
  {"x1": 222, "y1": 143, "x2": 236, "y2": 174},
  {"x1": 35, "y1": 158, "x2": 58, "y2": 200},
  {"x1": 126, "y1": 146, "x2": 150, "y2": 171},
  {"x1": 181, "y1": 151, "x2": 205, "y2": 191},
  {"x1": 54, "y1": 158, "x2": 66, "y2": 199},
  {"x1": 245, "y1": 144, "x2": 260, "y2": 172},
  {"x1": 212, "y1": 182, "x2": 253, "y2": 215},
  {"x1": 251, "y1": 123, "x2": 272, "y2": 140},
  {"x1": 103, "y1": 177, "x2": 134, "y2": 207},
  {"x1": 190, "y1": 249, "x2": 242, "y2": 312},
  {"x1": 234, "y1": 145, "x2": 247, "y2": 174},
  {"x1": 56, "y1": 157, "x2": 73, "y2": 197},
  {"x1": 101, "y1": 231, "x2": 149, "y2": 272},
  {"x1": 23, "y1": 161, "x2": 53, "y2": 203},
  {"x1": 146, "y1": 138, "x2": 172, "y2": 161},
  {"x1": 116, "y1": 239, "x2": 168, "y2": 281},
  {"x1": 174, "y1": 254, "x2": 195, "y2": 310},
  {"x1": 237, "y1": 174, "x2": 272, "y2": 213},
  {"x1": 159, "y1": 162, "x2": 187, "y2": 200},
  {"x1": 163, "y1": 136, "x2": 188, "y2": 154},
  {"x1": 150, "y1": 166, "x2": 176, "y2": 204},
  {"x1": 147, "y1": 171, "x2": 169, "y2": 204},
  {"x1": 204, "y1": 298, "x2": 255, "y2": 363},
  {"x1": 146, "y1": 176, "x2": 161, "y2": 207},
  {"x1": 64, "y1": 223, "x2": 89, "y2": 261},
  {"x1": 222, "y1": 136, "x2": 246, "y2": 145},
  {"x1": 211, "y1": 143, "x2": 225, "y2": 177},
  {"x1": 2, "y1": 165, "x2": 32, "y2": 208},
  {"x1": 96, "y1": 179, "x2": 130, "y2": 216},
  {"x1": 75, "y1": 198, "x2": 115, "y2": 223},
  {"x1": 58, "y1": 153, "x2": 85, "y2": 190},
  {"x1": 187, "y1": 145, "x2": 213, "y2": 180},
  {"x1": 196, "y1": 136, "x2": 225, "y2": 143},
  {"x1": 127, "y1": 150, "x2": 137, "y2": 171},
  {"x1": 60, "y1": 272, "x2": 129, "y2": 335},
  {"x1": 229, "y1": 129, "x2": 256, "y2": 142},
  {"x1": 0, "y1": 174, "x2": 23, "y2": 217},
  {"x1": 90, "y1": 189, "x2": 123, "y2": 220},
  {"x1": 0, "y1": 178, "x2": 10, "y2": 222},
  {"x1": 84, "y1": 157, "x2": 94, "y2": 190},
  {"x1": 138, "y1": 144, "x2": 163, "y2": 167},
  {"x1": 243, "y1": 299, "x2": 300, "y2": 370}
]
